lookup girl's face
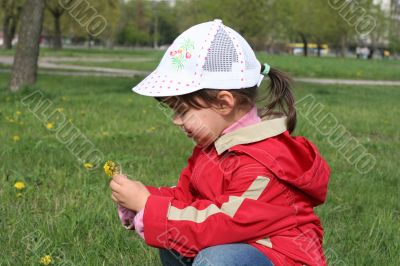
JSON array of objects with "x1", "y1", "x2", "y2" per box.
[
  {"x1": 168, "y1": 91, "x2": 249, "y2": 148},
  {"x1": 172, "y1": 105, "x2": 228, "y2": 147}
]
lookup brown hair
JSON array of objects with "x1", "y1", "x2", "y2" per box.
[{"x1": 155, "y1": 65, "x2": 296, "y2": 133}]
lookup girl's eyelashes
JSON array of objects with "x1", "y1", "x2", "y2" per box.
[{"x1": 173, "y1": 108, "x2": 189, "y2": 118}]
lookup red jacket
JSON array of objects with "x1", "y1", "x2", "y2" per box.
[{"x1": 143, "y1": 117, "x2": 330, "y2": 266}]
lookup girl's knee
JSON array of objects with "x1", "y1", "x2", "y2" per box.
[
  {"x1": 192, "y1": 246, "x2": 222, "y2": 266},
  {"x1": 192, "y1": 244, "x2": 241, "y2": 266},
  {"x1": 192, "y1": 244, "x2": 273, "y2": 266}
]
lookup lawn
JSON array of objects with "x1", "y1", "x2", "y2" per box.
[
  {"x1": 1, "y1": 48, "x2": 400, "y2": 80},
  {"x1": 52, "y1": 59, "x2": 160, "y2": 72},
  {"x1": 0, "y1": 72, "x2": 399, "y2": 265},
  {"x1": 53, "y1": 52, "x2": 400, "y2": 81},
  {"x1": 258, "y1": 53, "x2": 400, "y2": 81},
  {"x1": 0, "y1": 47, "x2": 166, "y2": 59}
]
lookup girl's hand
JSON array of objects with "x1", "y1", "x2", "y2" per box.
[{"x1": 109, "y1": 174, "x2": 150, "y2": 212}]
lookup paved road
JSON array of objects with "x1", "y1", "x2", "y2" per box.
[{"x1": 0, "y1": 56, "x2": 149, "y2": 77}]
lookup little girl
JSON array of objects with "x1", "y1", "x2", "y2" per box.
[{"x1": 109, "y1": 19, "x2": 330, "y2": 266}]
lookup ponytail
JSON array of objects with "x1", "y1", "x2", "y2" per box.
[{"x1": 259, "y1": 65, "x2": 297, "y2": 133}]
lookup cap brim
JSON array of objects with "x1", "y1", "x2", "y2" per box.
[{"x1": 132, "y1": 68, "x2": 204, "y2": 97}]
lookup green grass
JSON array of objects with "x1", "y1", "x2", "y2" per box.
[
  {"x1": 53, "y1": 60, "x2": 160, "y2": 72},
  {"x1": 258, "y1": 53, "x2": 400, "y2": 81},
  {"x1": 0, "y1": 47, "x2": 166, "y2": 58},
  {"x1": 0, "y1": 63, "x2": 10, "y2": 69},
  {"x1": 0, "y1": 73, "x2": 399, "y2": 265},
  {"x1": 50, "y1": 52, "x2": 400, "y2": 81},
  {"x1": 1, "y1": 48, "x2": 400, "y2": 80}
]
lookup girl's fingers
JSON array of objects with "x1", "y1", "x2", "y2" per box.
[
  {"x1": 113, "y1": 174, "x2": 128, "y2": 184},
  {"x1": 109, "y1": 179, "x2": 122, "y2": 191},
  {"x1": 111, "y1": 193, "x2": 118, "y2": 203}
]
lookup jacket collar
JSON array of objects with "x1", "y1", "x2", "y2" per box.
[{"x1": 214, "y1": 116, "x2": 287, "y2": 155}]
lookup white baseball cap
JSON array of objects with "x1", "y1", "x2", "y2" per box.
[{"x1": 132, "y1": 19, "x2": 264, "y2": 97}]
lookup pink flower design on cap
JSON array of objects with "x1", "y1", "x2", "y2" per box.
[{"x1": 170, "y1": 38, "x2": 195, "y2": 71}]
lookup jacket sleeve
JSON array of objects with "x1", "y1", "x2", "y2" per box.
[
  {"x1": 145, "y1": 146, "x2": 200, "y2": 202},
  {"x1": 117, "y1": 147, "x2": 199, "y2": 232},
  {"x1": 142, "y1": 155, "x2": 298, "y2": 257}
]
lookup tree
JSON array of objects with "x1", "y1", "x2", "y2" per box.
[
  {"x1": 53, "y1": 0, "x2": 121, "y2": 48},
  {"x1": 9, "y1": 0, "x2": 45, "y2": 92},
  {"x1": 45, "y1": 0, "x2": 66, "y2": 50},
  {"x1": 389, "y1": 8, "x2": 400, "y2": 53},
  {"x1": 175, "y1": 0, "x2": 276, "y2": 50},
  {"x1": 366, "y1": 2, "x2": 390, "y2": 59},
  {"x1": 153, "y1": 1, "x2": 178, "y2": 45},
  {"x1": 1, "y1": 0, "x2": 24, "y2": 49},
  {"x1": 91, "y1": 0, "x2": 121, "y2": 49},
  {"x1": 272, "y1": 0, "x2": 335, "y2": 57},
  {"x1": 389, "y1": 0, "x2": 400, "y2": 52},
  {"x1": 116, "y1": 0, "x2": 153, "y2": 46}
]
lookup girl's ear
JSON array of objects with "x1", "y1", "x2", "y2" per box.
[{"x1": 215, "y1": 91, "x2": 235, "y2": 115}]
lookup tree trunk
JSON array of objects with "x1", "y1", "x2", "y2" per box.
[
  {"x1": 2, "y1": 15, "x2": 13, "y2": 49},
  {"x1": 340, "y1": 35, "x2": 347, "y2": 58},
  {"x1": 152, "y1": 0, "x2": 159, "y2": 49},
  {"x1": 9, "y1": 0, "x2": 45, "y2": 92},
  {"x1": 53, "y1": 15, "x2": 63, "y2": 50},
  {"x1": 87, "y1": 35, "x2": 93, "y2": 48},
  {"x1": 105, "y1": 38, "x2": 114, "y2": 49},
  {"x1": 9, "y1": 14, "x2": 19, "y2": 46},
  {"x1": 368, "y1": 48, "x2": 374, "y2": 60},
  {"x1": 300, "y1": 33, "x2": 308, "y2": 57},
  {"x1": 2, "y1": 12, "x2": 19, "y2": 49},
  {"x1": 316, "y1": 39, "x2": 322, "y2": 57}
]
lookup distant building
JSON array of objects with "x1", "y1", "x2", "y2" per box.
[
  {"x1": 152, "y1": 0, "x2": 176, "y2": 7},
  {"x1": 391, "y1": 0, "x2": 400, "y2": 50},
  {"x1": 286, "y1": 43, "x2": 330, "y2": 56},
  {"x1": 375, "y1": 0, "x2": 400, "y2": 17},
  {"x1": 392, "y1": 0, "x2": 400, "y2": 19},
  {"x1": 375, "y1": 0, "x2": 392, "y2": 11}
]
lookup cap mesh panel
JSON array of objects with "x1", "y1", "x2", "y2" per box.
[{"x1": 203, "y1": 27, "x2": 238, "y2": 72}]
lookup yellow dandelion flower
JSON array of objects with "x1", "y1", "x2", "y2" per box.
[
  {"x1": 46, "y1": 123, "x2": 54, "y2": 129},
  {"x1": 40, "y1": 255, "x2": 52, "y2": 265},
  {"x1": 16, "y1": 111, "x2": 22, "y2": 116},
  {"x1": 14, "y1": 181, "x2": 26, "y2": 190},
  {"x1": 147, "y1": 127, "x2": 156, "y2": 132},
  {"x1": 103, "y1": 161, "x2": 120, "y2": 177},
  {"x1": 84, "y1": 162, "x2": 94, "y2": 169},
  {"x1": 12, "y1": 135, "x2": 20, "y2": 142}
]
